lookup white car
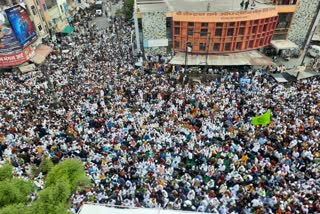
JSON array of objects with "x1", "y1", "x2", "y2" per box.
[
  {"x1": 96, "y1": 9, "x2": 103, "y2": 16},
  {"x1": 307, "y1": 45, "x2": 320, "y2": 58}
]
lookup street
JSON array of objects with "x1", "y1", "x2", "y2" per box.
[{"x1": 93, "y1": 0, "x2": 123, "y2": 30}]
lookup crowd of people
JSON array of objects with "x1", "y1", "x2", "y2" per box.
[{"x1": 0, "y1": 7, "x2": 320, "y2": 214}]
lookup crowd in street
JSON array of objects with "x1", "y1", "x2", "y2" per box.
[{"x1": 0, "y1": 10, "x2": 320, "y2": 214}]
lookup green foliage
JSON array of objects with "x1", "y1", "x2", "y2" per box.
[
  {"x1": 39, "y1": 157, "x2": 54, "y2": 175},
  {"x1": 45, "y1": 159, "x2": 90, "y2": 193},
  {"x1": 122, "y1": 0, "x2": 134, "y2": 20},
  {"x1": 0, "y1": 163, "x2": 13, "y2": 181},
  {"x1": 30, "y1": 200, "x2": 70, "y2": 214},
  {"x1": 0, "y1": 159, "x2": 91, "y2": 214},
  {"x1": 115, "y1": 8, "x2": 124, "y2": 17},
  {"x1": 30, "y1": 179, "x2": 71, "y2": 214},
  {"x1": 0, "y1": 178, "x2": 34, "y2": 207},
  {"x1": 0, "y1": 203, "x2": 32, "y2": 214}
]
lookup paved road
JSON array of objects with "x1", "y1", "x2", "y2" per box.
[{"x1": 93, "y1": 0, "x2": 123, "y2": 30}]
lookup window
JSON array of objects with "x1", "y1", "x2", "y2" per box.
[
  {"x1": 215, "y1": 29, "x2": 222, "y2": 36},
  {"x1": 225, "y1": 43, "x2": 231, "y2": 51},
  {"x1": 200, "y1": 43, "x2": 206, "y2": 51},
  {"x1": 38, "y1": 24, "x2": 43, "y2": 31},
  {"x1": 239, "y1": 27, "x2": 245, "y2": 35},
  {"x1": 175, "y1": 41, "x2": 180, "y2": 48},
  {"x1": 229, "y1": 22, "x2": 235, "y2": 27},
  {"x1": 60, "y1": 5, "x2": 64, "y2": 13},
  {"x1": 175, "y1": 27, "x2": 180, "y2": 35},
  {"x1": 43, "y1": 3, "x2": 47, "y2": 11},
  {"x1": 201, "y1": 23, "x2": 208, "y2": 27},
  {"x1": 188, "y1": 22, "x2": 194, "y2": 27},
  {"x1": 260, "y1": 38, "x2": 265, "y2": 46},
  {"x1": 227, "y1": 28, "x2": 234, "y2": 36},
  {"x1": 277, "y1": 13, "x2": 293, "y2": 28},
  {"x1": 216, "y1": 22, "x2": 223, "y2": 27},
  {"x1": 240, "y1": 21, "x2": 246, "y2": 26},
  {"x1": 249, "y1": 40, "x2": 254, "y2": 48},
  {"x1": 200, "y1": 28, "x2": 208, "y2": 36},
  {"x1": 31, "y1": 5, "x2": 37, "y2": 15},
  {"x1": 31, "y1": 5, "x2": 37, "y2": 16},
  {"x1": 263, "y1": 24, "x2": 268, "y2": 32},
  {"x1": 213, "y1": 43, "x2": 220, "y2": 51},
  {"x1": 236, "y1": 42, "x2": 242, "y2": 50},
  {"x1": 254, "y1": 20, "x2": 259, "y2": 25},
  {"x1": 252, "y1": 26, "x2": 257, "y2": 33},
  {"x1": 188, "y1": 28, "x2": 193, "y2": 36},
  {"x1": 175, "y1": 21, "x2": 180, "y2": 26}
]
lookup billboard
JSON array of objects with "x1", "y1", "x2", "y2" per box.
[
  {"x1": 5, "y1": 5, "x2": 37, "y2": 47},
  {"x1": 0, "y1": 45, "x2": 33, "y2": 67},
  {"x1": 0, "y1": 12, "x2": 21, "y2": 53}
]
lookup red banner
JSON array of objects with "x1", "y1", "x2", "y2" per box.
[{"x1": 0, "y1": 46, "x2": 33, "y2": 67}]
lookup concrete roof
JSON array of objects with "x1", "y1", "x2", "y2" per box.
[
  {"x1": 138, "y1": 3, "x2": 168, "y2": 13},
  {"x1": 137, "y1": 0, "x2": 274, "y2": 13},
  {"x1": 170, "y1": 50, "x2": 274, "y2": 66},
  {"x1": 270, "y1": 40, "x2": 299, "y2": 51}
]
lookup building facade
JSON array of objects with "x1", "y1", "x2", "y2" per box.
[
  {"x1": 171, "y1": 9, "x2": 278, "y2": 54},
  {"x1": 23, "y1": 0, "x2": 49, "y2": 45},
  {"x1": 0, "y1": 3, "x2": 38, "y2": 67},
  {"x1": 135, "y1": 0, "x2": 320, "y2": 56}
]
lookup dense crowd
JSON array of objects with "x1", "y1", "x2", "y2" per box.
[{"x1": 0, "y1": 10, "x2": 320, "y2": 214}]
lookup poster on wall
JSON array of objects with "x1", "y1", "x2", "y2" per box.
[
  {"x1": 0, "y1": 12, "x2": 21, "y2": 54},
  {"x1": 5, "y1": 4, "x2": 37, "y2": 47}
]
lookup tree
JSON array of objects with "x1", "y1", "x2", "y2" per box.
[
  {"x1": 39, "y1": 157, "x2": 54, "y2": 175},
  {"x1": 0, "y1": 178, "x2": 34, "y2": 207},
  {"x1": 0, "y1": 159, "x2": 91, "y2": 214},
  {"x1": 45, "y1": 159, "x2": 90, "y2": 192},
  {"x1": 0, "y1": 163, "x2": 12, "y2": 181},
  {"x1": 122, "y1": 0, "x2": 134, "y2": 21},
  {"x1": 0, "y1": 203, "x2": 32, "y2": 214},
  {"x1": 30, "y1": 179, "x2": 71, "y2": 214}
]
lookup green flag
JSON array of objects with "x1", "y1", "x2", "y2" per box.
[{"x1": 252, "y1": 109, "x2": 271, "y2": 126}]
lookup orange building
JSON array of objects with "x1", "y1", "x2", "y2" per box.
[
  {"x1": 171, "y1": 8, "x2": 279, "y2": 54},
  {"x1": 135, "y1": 0, "x2": 304, "y2": 64}
]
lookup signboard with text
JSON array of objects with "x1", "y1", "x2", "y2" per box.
[{"x1": 0, "y1": 45, "x2": 33, "y2": 67}]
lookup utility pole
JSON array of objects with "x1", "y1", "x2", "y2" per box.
[
  {"x1": 185, "y1": 33, "x2": 189, "y2": 72},
  {"x1": 133, "y1": 12, "x2": 141, "y2": 53},
  {"x1": 205, "y1": 32, "x2": 211, "y2": 68}
]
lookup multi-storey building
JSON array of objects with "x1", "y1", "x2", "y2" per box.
[
  {"x1": 23, "y1": 0, "x2": 50, "y2": 45},
  {"x1": 134, "y1": 0, "x2": 320, "y2": 65}
]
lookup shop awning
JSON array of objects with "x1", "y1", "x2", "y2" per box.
[
  {"x1": 170, "y1": 50, "x2": 274, "y2": 66},
  {"x1": 286, "y1": 66, "x2": 320, "y2": 80},
  {"x1": 18, "y1": 63, "x2": 37, "y2": 74},
  {"x1": 270, "y1": 73, "x2": 288, "y2": 83},
  {"x1": 62, "y1": 25, "x2": 74, "y2": 34},
  {"x1": 30, "y1": 44, "x2": 53, "y2": 65},
  {"x1": 270, "y1": 40, "x2": 299, "y2": 51}
]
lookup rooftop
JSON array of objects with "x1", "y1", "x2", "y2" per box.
[{"x1": 137, "y1": 0, "x2": 274, "y2": 13}]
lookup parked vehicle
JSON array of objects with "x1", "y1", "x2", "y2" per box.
[
  {"x1": 95, "y1": 0, "x2": 103, "y2": 16},
  {"x1": 307, "y1": 45, "x2": 320, "y2": 58}
]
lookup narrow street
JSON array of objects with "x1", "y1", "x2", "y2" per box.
[{"x1": 93, "y1": 0, "x2": 123, "y2": 30}]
